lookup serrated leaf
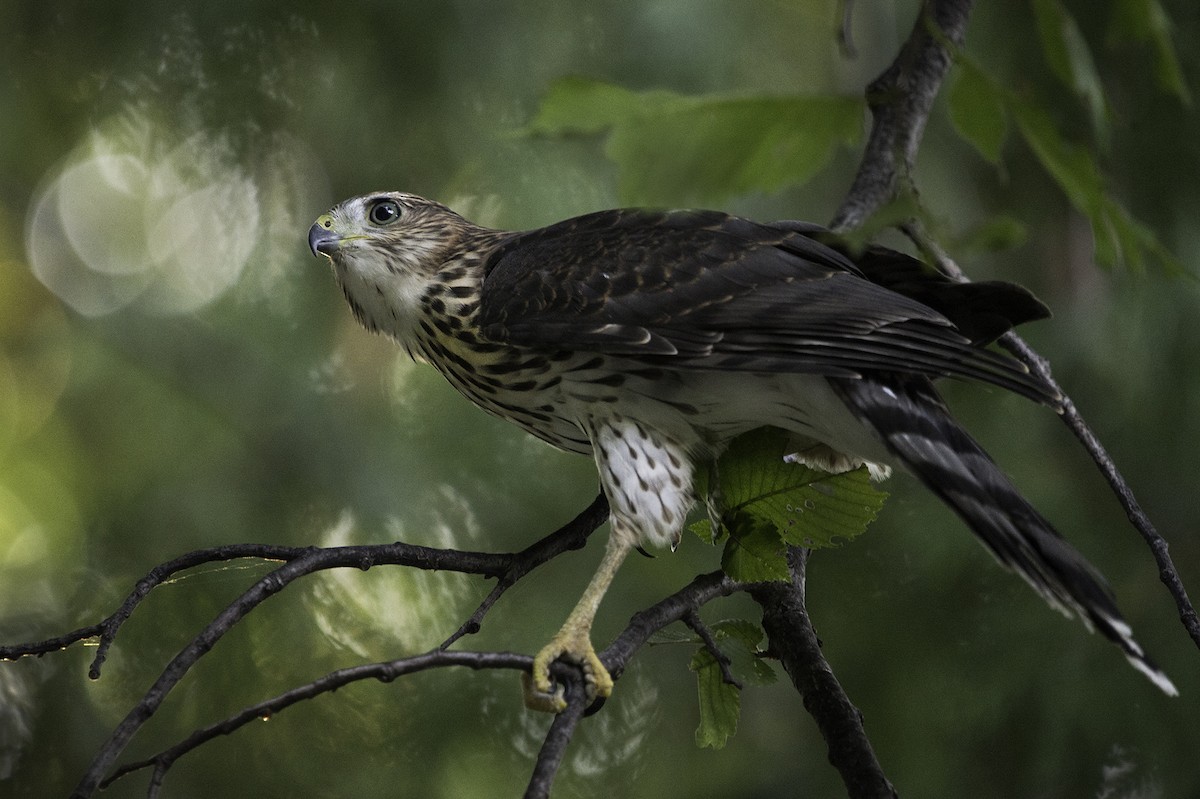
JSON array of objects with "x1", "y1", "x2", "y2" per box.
[
  {"x1": 720, "y1": 514, "x2": 790, "y2": 583},
  {"x1": 717, "y1": 428, "x2": 887, "y2": 550},
  {"x1": 948, "y1": 61, "x2": 1009, "y2": 164},
  {"x1": 687, "y1": 518, "x2": 715, "y2": 543},
  {"x1": 646, "y1": 627, "x2": 697, "y2": 646},
  {"x1": 710, "y1": 618, "x2": 763, "y2": 648},
  {"x1": 690, "y1": 647, "x2": 741, "y2": 749}
]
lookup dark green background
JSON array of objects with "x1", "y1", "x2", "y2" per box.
[{"x1": 1, "y1": 1, "x2": 1197, "y2": 796}]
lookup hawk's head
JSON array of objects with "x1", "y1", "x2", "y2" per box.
[{"x1": 308, "y1": 191, "x2": 473, "y2": 335}]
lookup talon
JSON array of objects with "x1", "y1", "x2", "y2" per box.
[
  {"x1": 521, "y1": 670, "x2": 566, "y2": 713},
  {"x1": 522, "y1": 633, "x2": 613, "y2": 713}
]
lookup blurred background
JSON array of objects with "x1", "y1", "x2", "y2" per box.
[{"x1": 1, "y1": 1, "x2": 1198, "y2": 796}]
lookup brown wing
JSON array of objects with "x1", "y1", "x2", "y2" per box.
[{"x1": 478, "y1": 208, "x2": 1058, "y2": 405}]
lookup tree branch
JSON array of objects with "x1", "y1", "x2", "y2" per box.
[
  {"x1": 830, "y1": 0, "x2": 975, "y2": 232},
  {"x1": 524, "y1": 666, "x2": 590, "y2": 799},
  {"x1": 751, "y1": 548, "x2": 897, "y2": 799},
  {"x1": 89, "y1": 566, "x2": 739, "y2": 795},
  {"x1": 64, "y1": 506, "x2": 607, "y2": 799}
]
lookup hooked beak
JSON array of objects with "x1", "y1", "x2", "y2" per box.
[{"x1": 308, "y1": 214, "x2": 339, "y2": 257}]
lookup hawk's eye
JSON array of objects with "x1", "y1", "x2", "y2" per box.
[{"x1": 368, "y1": 199, "x2": 402, "y2": 226}]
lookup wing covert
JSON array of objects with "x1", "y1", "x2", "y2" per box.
[{"x1": 477, "y1": 209, "x2": 1056, "y2": 404}]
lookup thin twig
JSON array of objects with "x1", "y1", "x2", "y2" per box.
[
  {"x1": 0, "y1": 543, "x2": 309, "y2": 672},
  {"x1": 101, "y1": 650, "x2": 535, "y2": 793},
  {"x1": 1003, "y1": 337, "x2": 1200, "y2": 649},
  {"x1": 903, "y1": 219, "x2": 1200, "y2": 651},
  {"x1": 441, "y1": 492, "x2": 609, "y2": 649},
  {"x1": 683, "y1": 610, "x2": 742, "y2": 689}
]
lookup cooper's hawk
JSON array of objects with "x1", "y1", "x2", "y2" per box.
[{"x1": 308, "y1": 192, "x2": 1176, "y2": 709}]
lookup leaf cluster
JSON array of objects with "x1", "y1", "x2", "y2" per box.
[
  {"x1": 671, "y1": 427, "x2": 887, "y2": 747},
  {"x1": 947, "y1": 0, "x2": 1188, "y2": 273},
  {"x1": 692, "y1": 427, "x2": 888, "y2": 583}
]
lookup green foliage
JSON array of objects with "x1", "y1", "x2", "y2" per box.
[
  {"x1": 527, "y1": 14, "x2": 1190, "y2": 275},
  {"x1": 719, "y1": 514, "x2": 791, "y2": 583},
  {"x1": 1108, "y1": 0, "x2": 1192, "y2": 104},
  {"x1": 681, "y1": 428, "x2": 886, "y2": 748},
  {"x1": 1012, "y1": 102, "x2": 1184, "y2": 273},
  {"x1": 948, "y1": 60, "x2": 1009, "y2": 165},
  {"x1": 688, "y1": 619, "x2": 776, "y2": 749},
  {"x1": 528, "y1": 77, "x2": 861, "y2": 205},
  {"x1": 948, "y1": 44, "x2": 1186, "y2": 274},
  {"x1": 951, "y1": 214, "x2": 1029, "y2": 253},
  {"x1": 690, "y1": 427, "x2": 888, "y2": 583},
  {"x1": 1031, "y1": 0, "x2": 1109, "y2": 144}
]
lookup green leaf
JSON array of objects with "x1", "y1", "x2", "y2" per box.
[
  {"x1": 1031, "y1": 0, "x2": 1109, "y2": 142},
  {"x1": 688, "y1": 517, "x2": 715, "y2": 543},
  {"x1": 688, "y1": 618, "x2": 778, "y2": 748},
  {"x1": 1012, "y1": 101, "x2": 1106, "y2": 214},
  {"x1": 720, "y1": 514, "x2": 790, "y2": 583},
  {"x1": 709, "y1": 619, "x2": 777, "y2": 687},
  {"x1": 717, "y1": 427, "x2": 888, "y2": 549},
  {"x1": 646, "y1": 627, "x2": 698, "y2": 646},
  {"x1": 608, "y1": 95, "x2": 862, "y2": 205},
  {"x1": 690, "y1": 646, "x2": 741, "y2": 749},
  {"x1": 952, "y1": 215, "x2": 1029, "y2": 254},
  {"x1": 948, "y1": 61, "x2": 1009, "y2": 164},
  {"x1": 1013, "y1": 101, "x2": 1185, "y2": 274},
  {"x1": 527, "y1": 76, "x2": 661, "y2": 136},
  {"x1": 1108, "y1": 0, "x2": 1192, "y2": 105},
  {"x1": 530, "y1": 77, "x2": 862, "y2": 205}
]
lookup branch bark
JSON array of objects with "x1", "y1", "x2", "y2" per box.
[
  {"x1": 751, "y1": 548, "x2": 897, "y2": 799},
  {"x1": 830, "y1": 0, "x2": 975, "y2": 232}
]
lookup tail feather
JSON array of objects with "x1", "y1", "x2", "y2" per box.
[{"x1": 830, "y1": 374, "x2": 1177, "y2": 696}]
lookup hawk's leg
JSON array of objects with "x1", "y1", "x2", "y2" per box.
[
  {"x1": 524, "y1": 416, "x2": 695, "y2": 712},
  {"x1": 523, "y1": 530, "x2": 633, "y2": 712}
]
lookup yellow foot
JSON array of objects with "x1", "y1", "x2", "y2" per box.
[{"x1": 522, "y1": 631, "x2": 614, "y2": 713}]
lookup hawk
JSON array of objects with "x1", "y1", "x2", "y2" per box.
[{"x1": 308, "y1": 192, "x2": 1176, "y2": 709}]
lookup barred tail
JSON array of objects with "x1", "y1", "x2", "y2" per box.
[{"x1": 830, "y1": 374, "x2": 1177, "y2": 696}]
